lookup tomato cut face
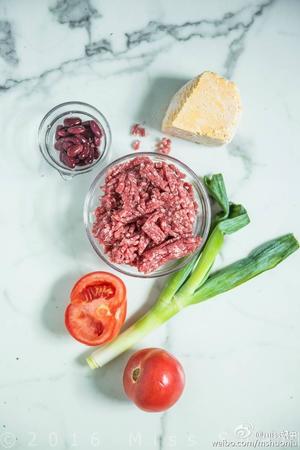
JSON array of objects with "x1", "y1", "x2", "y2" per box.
[{"x1": 65, "y1": 272, "x2": 127, "y2": 346}]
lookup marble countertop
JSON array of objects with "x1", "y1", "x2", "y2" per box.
[{"x1": 1, "y1": 0, "x2": 299, "y2": 449}]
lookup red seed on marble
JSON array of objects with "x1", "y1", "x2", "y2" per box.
[
  {"x1": 132, "y1": 140, "x2": 140, "y2": 151},
  {"x1": 139, "y1": 127, "x2": 146, "y2": 137},
  {"x1": 131, "y1": 124, "x2": 139, "y2": 135},
  {"x1": 67, "y1": 125, "x2": 86, "y2": 135},
  {"x1": 63, "y1": 117, "x2": 82, "y2": 127},
  {"x1": 130, "y1": 123, "x2": 146, "y2": 137}
]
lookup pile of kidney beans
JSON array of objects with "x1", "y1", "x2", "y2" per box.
[{"x1": 54, "y1": 116, "x2": 102, "y2": 168}]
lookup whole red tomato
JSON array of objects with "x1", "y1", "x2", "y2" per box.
[{"x1": 123, "y1": 348, "x2": 185, "y2": 412}]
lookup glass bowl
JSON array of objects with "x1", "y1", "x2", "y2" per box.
[
  {"x1": 38, "y1": 101, "x2": 111, "y2": 179},
  {"x1": 84, "y1": 152, "x2": 211, "y2": 278}
]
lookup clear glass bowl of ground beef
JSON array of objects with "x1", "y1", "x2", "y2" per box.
[{"x1": 84, "y1": 153, "x2": 211, "y2": 278}]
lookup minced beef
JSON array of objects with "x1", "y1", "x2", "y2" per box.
[{"x1": 92, "y1": 156, "x2": 201, "y2": 273}]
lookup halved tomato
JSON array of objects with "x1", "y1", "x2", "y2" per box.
[{"x1": 65, "y1": 272, "x2": 127, "y2": 346}]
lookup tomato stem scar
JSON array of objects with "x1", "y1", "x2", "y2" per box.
[{"x1": 132, "y1": 367, "x2": 141, "y2": 382}]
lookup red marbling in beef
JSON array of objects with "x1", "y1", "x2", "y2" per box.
[{"x1": 92, "y1": 156, "x2": 201, "y2": 273}]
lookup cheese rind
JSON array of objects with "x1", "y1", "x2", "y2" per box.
[{"x1": 162, "y1": 71, "x2": 242, "y2": 146}]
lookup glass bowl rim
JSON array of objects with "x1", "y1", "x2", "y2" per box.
[
  {"x1": 83, "y1": 151, "x2": 212, "y2": 278},
  {"x1": 38, "y1": 100, "x2": 112, "y2": 177}
]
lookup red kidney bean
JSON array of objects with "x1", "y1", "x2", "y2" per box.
[
  {"x1": 94, "y1": 136, "x2": 101, "y2": 146},
  {"x1": 78, "y1": 144, "x2": 90, "y2": 160},
  {"x1": 60, "y1": 152, "x2": 76, "y2": 168},
  {"x1": 90, "y1": 120, "x2": 102, "y2": 137},
  {"x1": 77, "y1": 135, "x2": 88, "y2": 144},
  {"x1": 63, "y1": 136, "x2": 81, "y2": 145},
  {"x1": 83, "y1": 128, "x2": 93, "y2": 139},
  {"x1": 63, "y1": 117, "x2": 82, "y2": 127},
  {"x1": 62, "y1": 140, "x2": 73, "y2": 150},
  {"x1": 54, "y1": 139, "x2": 64, "y2": 151},
  {"x1": 67, "y1": 125, "x2": 86, "y2": 135},
  {"x1": 54, "y1": 115, "x2": 103, "y2": 169},
  {"x1": 56, "y1": 127, "x2": 69, "y2": 138},
  {"x1": 67, "y1": 144, "x2": 83, "y2": 158},
  {"x1": 89, "y1": 145, "x2": 95, "y2": 160},
  {"x1": 55, "y1": 125, "x2": 64, "y2": 140}
]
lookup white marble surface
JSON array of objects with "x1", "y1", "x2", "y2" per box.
[{"x1": 0, "y1": 0, "x2": 299, "y2": 449}]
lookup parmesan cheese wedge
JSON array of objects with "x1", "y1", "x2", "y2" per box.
[{"x1": 162, "y1": 71, "x2": 242, "y2": 145}]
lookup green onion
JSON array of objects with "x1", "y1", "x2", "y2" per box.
[
  {"x1": 86, "y1": 175, "x2": 299, "y2": 369},
  {"x1": 182, "y1": 233, "x2": 299, "y2": 305}
]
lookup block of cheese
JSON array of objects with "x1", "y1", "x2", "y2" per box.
[{"x1": 162, "y1": 71, "x2": 242, "y2": 145}]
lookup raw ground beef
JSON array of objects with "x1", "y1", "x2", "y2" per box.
[{"x1": 92, "y1": 156, "x2": 201, "y2": 273}]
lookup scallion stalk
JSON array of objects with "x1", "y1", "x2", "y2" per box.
[{"x1": 87, "y1": 233, "x2": 298, "y2": 368}]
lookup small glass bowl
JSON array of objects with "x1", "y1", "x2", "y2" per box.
[
  {"x1": 84, "y1": 152, "x2": 211, "y2": 278},
  {"x1": 38, "y1": 101, "x2": 111, "y2": 179}
]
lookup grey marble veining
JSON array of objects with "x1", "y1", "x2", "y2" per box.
[
  {"x1": 0, "y1": 0, "x2": 275, "y2": 90},
  {"x1": 50, "y1": 0, "x2": 100, "y2": 44},
  {"x1": 0, "y1": 20, "x2": 18, "y2": 66},
  {"x1": 50, "y1": 0, "x2": 100, "y2": 30}
]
